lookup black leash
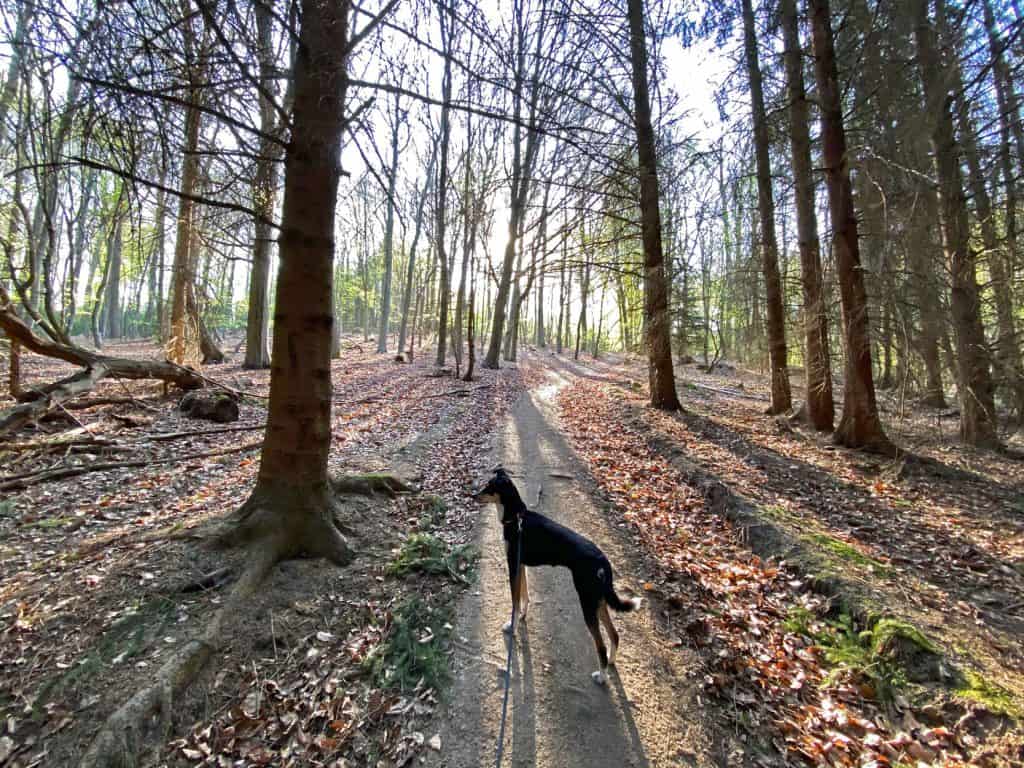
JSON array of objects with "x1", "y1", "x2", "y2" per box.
[{"x1": 494, "y1": 512, "x2": 523, "y2": 768}]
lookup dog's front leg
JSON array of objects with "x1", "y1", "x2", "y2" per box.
[{"x1": 503, "y1": 567, "x2": 523, "y2": 634}]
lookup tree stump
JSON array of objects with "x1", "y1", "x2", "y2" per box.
[{"x1": 179, "y1": 391, "x2": 239, "y2": 423}]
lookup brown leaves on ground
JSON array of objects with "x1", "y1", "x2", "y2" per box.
[{"x1": 555, "y1": 361, "x2": 1023, "y2": 768}]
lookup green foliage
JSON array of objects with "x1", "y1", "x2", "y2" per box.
[
  {"x1": 366, "y1": 597, "x2": 452, "y2": 694},
  {"x1": 386, "y1": 533, "x2": 476, "y2": 584},
  {"x1": 786, "y1": 611, "x2": 942, "y2": 702}
]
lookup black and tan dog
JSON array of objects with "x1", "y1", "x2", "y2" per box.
[{"x1": 473, "y1": 468, "x2": 641, "y2": 685}]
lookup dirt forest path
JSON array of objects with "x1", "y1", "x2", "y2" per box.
[{"x1": 424, "y1": 363, "x2": 726, "y2": 768}]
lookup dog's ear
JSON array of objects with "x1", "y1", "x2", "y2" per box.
[{"x1": 494, "y1": 466, "x2": 509, "y2": 479}]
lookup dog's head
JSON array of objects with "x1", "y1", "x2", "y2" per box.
[{"x1": 472, "y1": 467, "x2": 513, "y2": 505}]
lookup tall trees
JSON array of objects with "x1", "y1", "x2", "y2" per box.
[
  {"x1": 809, "y1": 0, "x2": 892, "y2": 452},
  {"x1": 780, "y1": 0, "x2": 832, "y2": 431},
  {"x1": 244, "y1": 0, "x2": 285, "y2": 369},
  {"x1": 741, "y1": 0, "x2": 792, "y2": 415},
  {"x1": 912, "y1": 0, "x2": 998, "y2": 447},
  {"x1": 627, "y1": 0, "x2": 680, "y2": 411}
]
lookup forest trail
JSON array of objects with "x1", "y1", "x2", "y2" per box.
[{"x1": 424, "y1": 361, "x2": 724, "y2": 768}]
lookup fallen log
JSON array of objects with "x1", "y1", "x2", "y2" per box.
[{"x1": 0, "y1": 303, "x2": 204, "y2": 435}]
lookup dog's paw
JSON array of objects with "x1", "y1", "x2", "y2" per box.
[
  {"x1": 502, "y1": 620, "x2": 514, "y2": 635},
  {"x1": 591, "y1": 669, "x2": 607, "y2": 686}
]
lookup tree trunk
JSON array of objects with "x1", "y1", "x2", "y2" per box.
[
  {"x1": 244, "y1": 0, "x2": 282, "y2": 370},
  {"x1": 102, "y1": 191, "x2": 127, "y2": 340},
  {"x1": 958, "y1": 98, "x2": 1024, "y2": 417},
  {"x1": 809, "y1": 0, "x2": 893, "y2": 452},
  {"x1": 913, "y1": 0, "x2": 998, "y2": 447},
  {"x1": 434, "y1": 2, "x2": 454, "y2": 368},
  {"x1": 627, "y1": 0, "x2": 680, "y2": 410},
  {"x1": 377, "y1": 92, "x2": 403, "y2": 354},
  {"x1": 232, "y1": 0, "x2": 356, "y2": 566},
  {"x1": 781, "y1": 0, "x2": 833, "y2": 430},
  {"x1": 168, "y1": 17, "x2": 203, "y2": 366},
  {"x1": 397, "y1": 146, "x2": 436, "y2": 357},
  {"x1": 742, "y1": 0, "x2": 792, "y2": 414}
]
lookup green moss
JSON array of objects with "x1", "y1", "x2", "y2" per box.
[
  {"x1": 365, "y1": 597, "x2": 452, "y2": 694},
  {"x1": 387, "y1": 533, "x2": 477, "y2": 584},
  {"x1": 956, "y1": 669, "x2": 1022, "y2": 718},
  {"x1": 807, "y1": 532, "x2": 892, "y2": 575},
  {"x1": 870, "y1": 618, "x2": 939, "y2": 657},
  {"x1": 783, "y1": 605, "x2": 817, "y2": 636}
]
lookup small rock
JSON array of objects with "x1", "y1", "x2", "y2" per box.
[{"x1": 428, "y1": 734, "x2": 441, "y2": 751}]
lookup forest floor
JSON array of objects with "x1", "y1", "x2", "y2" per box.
[{"x1": 0, "y1": 338, "x2": 1022, "y2": 766}]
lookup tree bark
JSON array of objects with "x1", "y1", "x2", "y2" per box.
[
  {"x1": 913, "y1": 0, "x2": 999, "y2": 447},
  {"x1": 781, "y1": 0, "x2": 833, "y2": 430},
  {"x1": 627, "y1": 0, "x2": 680, "y2": 410},
  {"x1": 231, "y1": 0, "x2": 358, "y2": 566},
  {"x1": 168, "y1": 13, "x2": 204, "y2": 365},
  {"x1": 809, "y1": 0, "x2": 893, "y2": 452},
  {"x1": 742, "y1": 0, "x2": 792, "y2": 414}
]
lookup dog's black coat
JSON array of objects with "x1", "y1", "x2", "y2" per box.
[{"x1": 474, "y1": 468, "x2": 638, "y2": 679}]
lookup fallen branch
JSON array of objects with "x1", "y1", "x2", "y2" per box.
[
  {"x1": 145, "y1": 424, "x2": 265, "y2": 441},
  {"x1": 421, "y1": 383, "x2": 493, "y2": 400},
  {"x1": 0, "y1": 304, "x2": 204, "y2": 435},
  {"x1": 0, "y1": 440, "x2": 261, "y2": 491}
]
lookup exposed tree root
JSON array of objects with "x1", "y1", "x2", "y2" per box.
[
  {"x1": 80, "y1": 472, "x2": 372, "y2": 766},
  {"x1": 80, "y1": 550, "x2": 277, "y2": 768}
]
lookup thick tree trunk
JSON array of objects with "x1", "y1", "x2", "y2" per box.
[
  {"x1": 102, "y1": 195, "x2": 126, "y2": 340},
  {"x1": 742, "y1": 0, "x2": 792, "y2": 414},
  {"x1": 913, "y1": 0, "x2": 998, "y2": 447},
  {"x1": 781, "y1": 0, "x2": 833, "y2": 430},
  {"x1": 809, "y1": 0, "x2": 893, "y2": 452},
  {"x1": 627, "y1": 0, "x2": 680, "y2": 410},
  {"x1": 231, "y1": 0, "x2": 356, "y2": 566}
]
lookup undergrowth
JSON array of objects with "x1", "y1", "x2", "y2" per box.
[
  {"x1": 366, "y1": 596, "x2": 453, "y2": 694},
  {"x1": 785, "y1": 609, "x2": 942, "y2": 703},
  {"x1": 386, "y1": 532, "x2": 477, "y2": 584}
]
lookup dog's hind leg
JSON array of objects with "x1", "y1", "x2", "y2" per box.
[
  {"x1": 585, "y1": 610, "x2": 609, "y2": 685},
  {"x1": 598, "y1": 601, "x2": 619, "y2": 665}
]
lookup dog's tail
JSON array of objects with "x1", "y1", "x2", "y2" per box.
[{"x1": 600, "y1": 563, "x2": 643, "y2": 613}]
